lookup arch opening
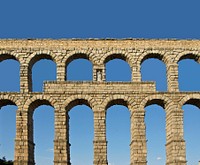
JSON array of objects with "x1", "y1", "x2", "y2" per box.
[
  {"x1": 29, "y1": 100, "x2": 54, "y2": 165},
  {"x1": 0, "y1": 58, "x2": 20, "y2": 92},
  {"x1": 68, "y1": 102, "x2": 94, "y2": 165},
  {"x1": 105, "y1": 58, "x2": 131, "y2": 82},
  {"x1": 104, "y1": 54, "x2": 128, "y2": 64},
  {"x1": 141, "y1": 57, "x2": 167, "y2": 91},
  {"x1": 66, "y1": 58, "x2": 93, "y2": 81},
  {"x1": 0, "y1": 54, "x2": 18, "y2": 62},
  {"x1": 178, "y1": 53, "x2": 199, "y2": 62},
  {"x1": 0, "y1": 100, "x2": 17, "y2": 162},
  {"x1": 144, "y1": 103, "x2": 166, "y2": 165},
  {"x1": 182, "y1": 100, "x2": 200, "y2": 165},
  {"x1": 31, "y1": 57, "x2": 56, "y2": 92},
  {"x1": 106, "y1": 100, "x2": 130, "y2": 165},
  {"x1": 141, "y1": 53, "x2": 163, "y2": 64},
  {"x1": 178, "y1": 59, "x2": 200, "y2": 91}
]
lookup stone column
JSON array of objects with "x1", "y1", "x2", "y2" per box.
[
  {"x1": 20, "y1": 64, "x2": 31, "y2": 93},
  {"x1": 93, "y1": 65, "x2": 105, "y2": 81},
  {"x1": 93, "y1": 111, "x2": 108, "y2": 165},
  {"x1": 132, "y1": 66, "x2": 141, "y2": 82},
  {"x1": 57, "y1": 64, "x2": 66, "y2": 81},
  {"x1": 166, "y1": 63, "x2": 179, "y2": 92},
  {"x1": 165, "y1": 103, "x2": 186, "y2": 165},
  {"x1": 130, "y1": 108, "x2": 147, "y2": 165},
  {"x1": 14, "y1": 109, "x2": 35, "y2": 165},
  {"x1": 54, "y1": 109, "x2": 71, "y2": 165}
]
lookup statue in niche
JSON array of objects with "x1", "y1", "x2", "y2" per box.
[{"x1": 97, "y1": 70, "x2": 102, "y2": 81}]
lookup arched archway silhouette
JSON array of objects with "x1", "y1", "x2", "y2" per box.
[
  {"x1": 104, "y1": 53, "x2": 132, "y2": 82},
  {"x1": 28, "y1": 99, "x2": 55, "y2": 165},
  {"x1": 178, "y1": 58, "x2": 200, "y2": 91},
  {"x1": 145, "y1": 104, "x2": 166, "y2": 165},
  {"x1": 69, "y1": 105, "x2": 94, "y2": 165},
  {"x1": 33, "y1": 105, "x2": 54, "y2": 165},
  {"x1": 141, "y1": 56, "x2": 167, "y2": 91},
  {"x1": 180, "y1": 98, "x2": 200, "y2": 164},
  {"x1": 28, "y1": 53, "x2": 57, "y2": 92},
  {"x1": 106, "y1": 99, "x2": 130, "y2": 165},
  {"x1": 0, "y1": 54, "x2": 20, "y2": 92},
  {"x1": 65, "y1": 99, "x2": 94, "y2": 165},
  {"x1": 32, "y1": 59, "x2": 56, "y2": 92},
  {"x1": 0, "y1": 99, "x2": 18, "y2": 161}
]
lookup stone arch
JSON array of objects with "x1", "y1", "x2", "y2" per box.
[
  {"x1": 0, "y1": 96, "x2": 19, "y2": 164},
  {"x1": 0, "y1": 95, "x2": 21, "y2": 109},
  {"x1": 137, "y1": 50, "x2": 167, "y2": 83},
  {"x1": 0, "y1": 50, "x2": 21, "y2": 63},
  {"x1": 140, "y1": 94, "x2": 176, "y2": 143},
  {"x1": 104, "y1": 94, "x2": 133, "y2": 165},
  {"x1": 64, "y1": 50, "x2": 95, "y2": 81},
  {"x1": 66, "y1": 95, "x2": 95, "y2": 165},
  {"x1": 142, "y1": 94, "x2": 170, "y2": 165},
  {"x1": 102, "y1": 95, "x2": 135, "y2": 111},
  {"x1": 102, "y1": 51, "x2": 133, "y2": 82},
  {"x1": 26, "y1": 51, "x2": 57, "y2": 92},
  {"x1": 137, "y1": 50, "x2": 168, "y2": 72},
  {"x1": 179, "y1": 94, "x2": 200, "y2": 109},
  {"x1": 23, "y1": 95, "x2": 57, "y2": 111},
  {"x1": 138, "y1": 50, "x2": 168, "y2": 90},
  {"x1": 101, "y1": 50, "x2": 134, "y2": 67},
  {"x1": 140, "y1": 94, "x2": 173, "y2": 110},
  {"x1": 176, "y1": 51, "x2": 200, "y2": 92},
  {"x1": 179, "y1": 93, "x2": 200, "y2": 164},
  {"x1": 175, "y1": 50, "x2": 200, "y2": 63},
  {"x1": 23, "y1": 95, "x2": 56, "y2": 165},
  {"x1": 27, "y1": 50, "x2": 58, "y2": 70},
  {"x1": 138, "y1": 50, "x2": 168, "y2": 64},
  {"x1": 63, "y1": 95, "x2": 96, "y2": 111},
  {"x1": 63, "y1": 50, "x2": 95, "y2": 67},
  {"x1": 0, "y1": 51, "x2": 21, "y2": 91}
]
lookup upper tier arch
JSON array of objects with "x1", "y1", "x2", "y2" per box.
[
  {"x1": 101, "y1": 50, "x2": 134, "y2": 68},
  {"x1": 63, "y1": 50, "x2": 96, "y2": 67},
  {"x1": 23, "y1": 95, "x2": 57, "y2": 111},
  {"x1": 27, "y1": 50, "x2": 58, "y2": 69},
  {"x1": 63, "y1": 95, "x2": 97, "y2": 112},
  {"x1": 102, "y1": 95, "x2": 136, "y2": 111},
  {"x1": 138, "y1": 50, "x2": 169, "y2": 66},
  {"x1": 140, "y1": 94, "x2": 173, "y2": 110},
  {"x1": 179, "y1": 94, "x2": 200, "y2": 109},
  {"x1": 0, "y1": 51, "x2": 21, "y2": 63},
  {"x1": 175, "y1": 50, "x2": 200, "y2": 63}
]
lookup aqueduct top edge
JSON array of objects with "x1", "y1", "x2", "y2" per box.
[{"x1": 1, "y1": 38, "x2": 200, "y2": 49}]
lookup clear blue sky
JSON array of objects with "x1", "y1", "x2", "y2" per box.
[{"x1": 0, "y1": 1, "x2": 200, "y2": 165}]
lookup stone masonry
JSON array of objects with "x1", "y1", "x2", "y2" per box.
[{"x1": 1, "y1": 39, "x2": 200, "y2": 165}]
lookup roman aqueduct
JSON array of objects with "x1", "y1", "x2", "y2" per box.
[{"x1": 0, "y1": 39, "x2": 200, "y2": 165}]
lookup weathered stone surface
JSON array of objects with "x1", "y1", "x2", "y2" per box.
[{"x1": 1, "y1": 38, "x2": 199, "y2": 165}]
